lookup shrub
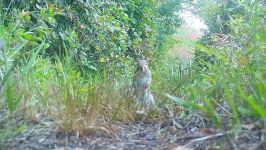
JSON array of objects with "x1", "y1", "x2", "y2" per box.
[{"x1": 168, "y1": 0, "x2": 266, "y2": 128}]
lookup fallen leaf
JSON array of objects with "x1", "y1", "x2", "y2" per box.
[
  {"x1": 241, "y1": 124, "x2": 256, "y2": 130},
  {"x1": 201, "y1": 128, "x2": 215, "y2": 134},
  {"x1": 171, "y1": 146, "x2": 194, "y2": 150}
]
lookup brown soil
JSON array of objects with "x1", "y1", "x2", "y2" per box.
[{"x1": 3, "y1": 113, "x2": 266, "y2": 150}]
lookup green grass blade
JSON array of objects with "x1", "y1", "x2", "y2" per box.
[
  {"x1": 22, "y1": 42, "x2": 45, "y2": 75},
  {"x1": 238, "y1": 85, "x2": 266, "y2": 118},
  {"x1": 6, "y1": 78, "x2": 14, "y2": 112},
  {"x1": 164, "y1": 93, "x2": 203, "y2": 111},
  {"x1": 224, "y1": 85, "x2": 240, "y2": 125}
]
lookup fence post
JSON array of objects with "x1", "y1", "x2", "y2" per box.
[
  {"x1": 179, "y1": 63, "x2": 182, "y2": 78},
  {"x1": 189, "y1": 60, "x2": 192, "y2": 77}
]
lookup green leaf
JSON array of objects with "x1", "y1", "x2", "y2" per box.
[
  {"x1": 224, "y1": 85, "x2": 240, "y2": 125},
  {"x1": 238, "y1": 85, "x2": 266, "y2": 118},
  {"x1": 22, "y1": 42, "x2": 45, "y2": 75},
  {"x1": 164, "y1": 93, "x2": 203, "y2": 111},
  {"x1": 6, "y1": 78, "x2": 15, "y2": 112},
  {"x1": 88, "y1": 65, "x2": 97, "y2": 71}
]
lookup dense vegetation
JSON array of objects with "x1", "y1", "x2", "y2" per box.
[
  {"x1": 172, "y1": 0, "x2": 266, "y2": 128},
  {"x1": 0, "y1": 0, "x2": 181, "y2": 142},
  {"x1": 0, "y1": 0, "x2": 180, "y2": 75},
  {"x1": 1, "y1": 0, "x2": 266, "y2": 149}
]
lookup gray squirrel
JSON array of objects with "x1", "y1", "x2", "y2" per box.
[{"x1": 133, "y1": 59, "x2": 154, "y2": 108}]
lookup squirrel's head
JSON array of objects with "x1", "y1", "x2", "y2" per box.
[{"x1": 136, "y1": 59, "x2": 149, "y2": 72}]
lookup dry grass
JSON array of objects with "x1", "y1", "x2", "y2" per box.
[{"x1": 37, "y1": 78, "x2": 162, "y2": 136}]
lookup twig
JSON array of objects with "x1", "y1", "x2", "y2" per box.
[
  {"x1": 189, "y1": 130, "x2": 233, "y2": 143},
  {"x1": 199, "y1": 115, "x2": 205, "y2": 128},
  {"x1": 125, "y1": 129, "x2": 155, "y2": 138},
  {"x1": 213, "y1": 100, "x2": 232, "y2": 116},
  {"x1": 182, "y1": 114, "x2": 196, "y2": 129}
]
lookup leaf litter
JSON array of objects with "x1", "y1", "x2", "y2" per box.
[{"x1": 1, "y1": 109, "x2": 266, "y2": 150}]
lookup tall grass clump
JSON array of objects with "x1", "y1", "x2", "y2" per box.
[{"x1": 0, "y1": 39, "x2": 149, "y2": 136}]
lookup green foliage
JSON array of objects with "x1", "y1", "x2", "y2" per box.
[
  {"x1": 1, "y1": 0, "x2": 181, "y2": 76},
  {"x1": 197, "y1": 0, "x2": 242, "y2": 35},
  {"x1": 155, "y1": 0, "x2": 182, "y2": 51},
  {"x1": 0, "y1": 1, "x2": 182, "y2": 140},
  {"x1": 169, "y1": 0, "x2": 266, "y2": 128},
  {"x1": 0, "y1": 0, "x2": 182, "y2": 116}
]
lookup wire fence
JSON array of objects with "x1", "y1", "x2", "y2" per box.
[{"x1": 179, "y1": 60, "x2": 193, "y2": 78}]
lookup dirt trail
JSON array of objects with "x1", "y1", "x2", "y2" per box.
[
  {"x1": 5, "y1": 118, "x2": 214, "y2": 150},
  {"x1": 169, "y1": 9, "x2": 207, "y2": 62}
]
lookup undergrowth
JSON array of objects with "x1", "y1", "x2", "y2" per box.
[
  {"x1": 167, "y1": 0, "x2": 266, "y2": 129},
  {"x1": 0, "y1": 25, "x2": 182, "y2": 142},
  {"x1": 0, "y1": 2, "x2": 183, "y2": 141}
]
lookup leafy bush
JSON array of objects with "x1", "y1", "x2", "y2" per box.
[
  {"x1": 196, "y1": 0, "x2": 243, "y2": 36},
  {"x1": 1, "y1": 0, "x2": 181, "y2": 76},
  {"x1": 169, "y1": 0, "x2": 266, "y2": 128},
  {"x1": 155, "y1": 0, "x2": 182, "y2": 51}
]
